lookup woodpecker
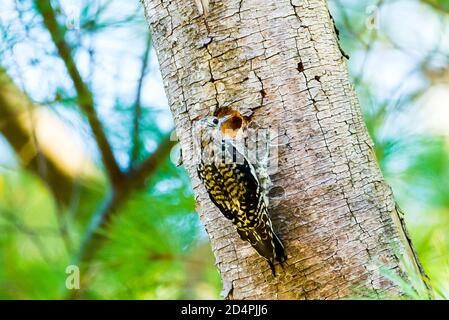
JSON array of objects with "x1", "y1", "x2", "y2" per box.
[{"x1": 193, "y1": 115, "x2": 286, "y2": 275}]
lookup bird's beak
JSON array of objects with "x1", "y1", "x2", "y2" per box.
[{"x1": 219, "y1": 114, "x2": 232, "y2": 127}]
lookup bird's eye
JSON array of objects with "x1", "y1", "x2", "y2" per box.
[{"x1": 213, "y1": 118, "x2": 219, "y2": 125}]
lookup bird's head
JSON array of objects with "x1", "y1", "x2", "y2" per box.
[
  {"x1": 192, "y1": 115, "x2": 232, "y2": 143},
  {"x1": 192, "y1": 115, "x2": 232, "y2": 161}
]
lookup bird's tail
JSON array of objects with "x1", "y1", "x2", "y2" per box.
[
  {"x1": 237, "y1": 223, "x2": 286, "y2": 276},
  {"x1": 273, "y1": 231, "x2": 287, "y2": 265}
]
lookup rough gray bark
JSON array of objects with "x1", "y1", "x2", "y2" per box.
[{"x1": 141, "y1": 0, "x2": 427, "y2": 299}]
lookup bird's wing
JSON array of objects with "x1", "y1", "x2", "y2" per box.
[
  {"x1": 198, "y1": 162, "x2": 236, "y2": 220},
  {"x1": 198, "y1": 139, "x2": 262, "y2": 228}
]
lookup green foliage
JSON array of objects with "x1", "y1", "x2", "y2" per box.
[
  {"x1": 333, "y1": 0, "x2": 449, "y2": 299},
  {"x1": 424, "y1": 0, "x2": 449, "y2": 14},
  {"x1": 0, "y1": 172, "x2": 69, "y2": 298},
  {"x1": 0, "y1": 0, "x2": 222, "y2": 298},
  {"x1": 0, "y1": 165, "x2": 221, "y2": 299},
  {"x1": 379, "y1": 254, "x2": 434, "y2": 300},
  {"x1": 87, "y1": 189, "x2": 218, "y2": 299}
]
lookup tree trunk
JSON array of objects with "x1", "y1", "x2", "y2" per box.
[{"x1": 141, "y1": 0, "x2": 428, "y2": 299}]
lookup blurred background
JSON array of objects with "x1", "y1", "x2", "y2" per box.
[{"x1": 0, "y1": 0, "x2": 448, "y2": 299}]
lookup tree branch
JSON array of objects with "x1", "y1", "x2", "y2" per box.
[
  {"x1": 34, "y1": 0, "x2": 123, "y2": 185},
  {"x1": 78, "y1": 135, "x2": 175, "y2": 256},
  {"x1": 3, "y1": 1, "x2": 179, "y2": 299},
  {"x1": 129, "y1": 135, "x2": 176, "y2": 188},
  {"x1": 130, "y1": 34, "x2": 152, "y2": 167},
  {"x1": 1, "y1": 65, "x2": 176, "y2": 298},
  {"x1": 421, "y1": 0, "x2": 449, "y2": 15},
  {"x1": 28, "y1": 1, "x2": 178, "y2": 298},
  {"x1": 66, "y1": 135, "x2": 176, "y2": 298}
]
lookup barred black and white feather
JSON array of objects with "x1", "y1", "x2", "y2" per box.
[{"x1": 193, "y1": 116, "x2": 286, "y2": 275}]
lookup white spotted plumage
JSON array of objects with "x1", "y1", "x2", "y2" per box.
[{"x1": 192, "y1": 116, "x2": 286, "y2": 275}]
